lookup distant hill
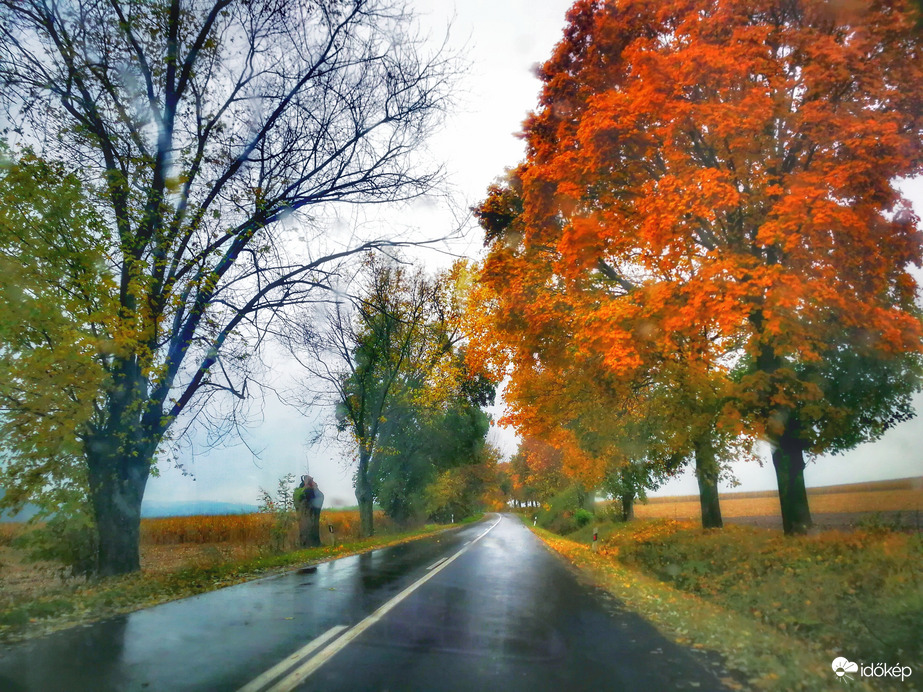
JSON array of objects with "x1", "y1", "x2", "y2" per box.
[
  {"x1": 0, "y1": 488, "x2": 40, "y2": 523},
  {"x1": 0, "y1": 503, "x2": 40, "y2": 523},
  {"x1": 141, "y1": 500, "x2": 259, "y2": 517},
  {"x1": 1, "y1": 490, "x2": 258, "y2": 522}
]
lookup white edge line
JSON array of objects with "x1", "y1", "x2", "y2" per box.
[
  {"x1": 265, "y1": 517, "x2": 502, "y2": 692},
  {"x1": 237, "y1": 624, "x2": 348, "y2": 692}
]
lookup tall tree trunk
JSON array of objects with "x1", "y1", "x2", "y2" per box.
[
  {"x1": 694, "y1": 437, "x2": 723, "y2": 529},
  {"x1": 619, "y1": 492, "x2": 634, "y2": 521},
  {"x1": 751, "y1": 317, "x2": 813, "y2": 535},
  {"x1": 297, "y1": 507, "x2": 310, "y2": 548},
  {"x1": 297, "y1": 505, "x2": 320, "y2": 548},
  {"x1": 771, "y1": 418, "x2": 813, "y2": 535},
  {"x1": 310, "y1": 507, "x2": 322, "y2": 547},
  {"x1": 575, "y1": 484, "x2": 595, "y2": 513},
  {"x1": 85, "y1": 357, "x2": 156, "y2": 577},
  {"x1": 85, "y1": 436, "x2": 150, "y2": 576},
  {"x1": 356, "y1": 448, "x2": 374, "y2": 538}
]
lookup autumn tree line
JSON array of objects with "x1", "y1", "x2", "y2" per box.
[
  {"x1": 1, "y1": 0, "x2": 922, "y2": 579},
  {"x1": 467, "y1": 0, "x2": 923, "y2": 535}
]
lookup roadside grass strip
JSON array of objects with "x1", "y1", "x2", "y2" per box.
[
  {"x1": 532, "y1": 527, "x2": 887, "y2": 692},
  {"x1": 565, "y1": 519, "x2": 921, "y2": 670},
  {"x1": 0, "y1": 522, "x2": 463, "y2": 644}
]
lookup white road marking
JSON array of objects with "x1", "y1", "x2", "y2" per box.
[
  {"x1": 264, "y1": 516, "x2": 502, "y2": 692},
  {"x1": 237, "y1": 624, "x2": 348, "y2": 692},
  {"x1": 427, "y1": 557, "x2": 449, "y2": 570}
]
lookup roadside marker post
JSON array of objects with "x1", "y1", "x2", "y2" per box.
[{"x1": 592, "y1": 528, "x2": 598, "y2": 552}]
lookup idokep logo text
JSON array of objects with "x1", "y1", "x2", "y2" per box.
[{"x1": 832, "y1": 657, "x2": 913, "y2": 683}]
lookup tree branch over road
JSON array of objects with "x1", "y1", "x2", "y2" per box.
[{"x1": 0, "y1": 0, "x2": 460, "y2": 575}]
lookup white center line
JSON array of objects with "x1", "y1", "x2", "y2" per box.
[
  {"x1": 263, "y1": 517, "x2": 502, "y2": 692},
  {"x1": 427, "y1": 557, "x2": 449, "y2": 570},
  {"x1": 237, "y1": 624, "x2": 348, "y2": 692}
]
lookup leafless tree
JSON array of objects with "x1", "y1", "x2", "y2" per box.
[{"x1": 0, "y1": 0, "x2": 458, "y2": 575}]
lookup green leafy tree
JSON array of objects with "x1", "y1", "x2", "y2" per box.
[
  {"x1": 0, "y1": 147, "x2": 114, "y2": 572},
  {"x1": 372, "y1": 356, "x2": 493, "y2": 524},
  {"x1": 0, "y1": 0, "x2": 457, "y2": 574},
  {"x1": 288, "y1": 258, "x2": 491, "y2": 534},
  {"x1": 424, "y1": 443, "x2": 503, "y2": 523},
  {"x1": 286, "y1": 256, "x2": 453, "y2": 536}
]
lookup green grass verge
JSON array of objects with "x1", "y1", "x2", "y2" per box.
[
  {"x1": 0, "y1": 521, "x2": 463, "y2": 644},
  {"x1": 532, "y1": 519, "x2": 921, "y2": 692}
]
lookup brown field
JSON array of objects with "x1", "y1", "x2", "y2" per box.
[
  {"x1": 634, "y1": 476, "x2": 923, "y2": 521},
  {"x1": 0, "y1": 523, "x2": 18, "y2": 547},
  {"x1": 0, "y1": 509, "x2": 399, "y2": 605},
  {"x1": 135, "y1": 509, "x2": 399, "y2": 574},
  {"x1": 139, "y1": 508, "x2": 389, "y2": 546}
]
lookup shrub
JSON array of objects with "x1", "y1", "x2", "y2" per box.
[
  {"x1": 258, "y1": 473, "x2": 298, "y2": 553},
  {"x1": 0, "y1": 524, "x2": 20, "y2": 547},
  {"x1": 536, "y1": 485, "x2": 595, "y2": 535},
  {"x1": 14, "y1": 510, "x2": 97, "y2": 577},
  {"x1": 574, "y1": 508, "x2": 594, "y2": 528}
]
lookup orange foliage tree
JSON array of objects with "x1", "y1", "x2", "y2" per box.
[
  {"x1": 511, "y1": 438, "x2": 570, "y2": 507},
  {"x1": 478, "y1": 297, "x2": 739, "y2": 527},
  {"x1": 473, "y1": 0, "x2": 923, "y2": 535}
]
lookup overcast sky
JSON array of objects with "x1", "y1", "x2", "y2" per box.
[{"x1": 144, "y1": 0, "x2": 923, "y2": 509}]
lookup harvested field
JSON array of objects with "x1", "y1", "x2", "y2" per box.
[
  {"x1": 140, "y1": 508, "x2": 385, "y2": 546},
  {"x1": 634, "y1": 476, "x2": 923, "y2": 528},
  {"x1": 0, "y1": 509, "x2": 399, "y2": 608},
  {"x1": 0, "y1": 519, "x2": 462, "y2": 644}
]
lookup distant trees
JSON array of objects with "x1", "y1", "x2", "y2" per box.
[
  {"x1": 425, "y1": 443, "x2": 505, "y2": 523},
  {"x1": 0, "y1": 0, "x2": 457, "y2": 574},
  {"x1": 371, "y1": 353, "x2": 494, "y2": 525},
  {"x1": 286, "y1": 257, "x2": 440, "y2": 537},
  {"x1": 505, "y1": 440, "x2": 568, "y2": 509},
  {"x1": 471, "y1": 0, "x2": 923, "y2": 534},
  {"x1": 285, "y1": 257, "x2": 494, "y2": 536}
]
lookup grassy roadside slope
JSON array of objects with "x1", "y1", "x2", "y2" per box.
[
  {"x1": 532, "y1": 519, "x2": 921, "y2": 692},
  {"x1": 0, "y1": 520, "x2": 468, "y2": 644}
]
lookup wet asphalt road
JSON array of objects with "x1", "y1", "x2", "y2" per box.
[{"x1": 0, "y1": 514, "x2": 732, "y2": 691}]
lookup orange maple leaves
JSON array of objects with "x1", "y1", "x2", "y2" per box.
[{"x1": 471, "y1": 0, "x2": 923, "y2": 483}]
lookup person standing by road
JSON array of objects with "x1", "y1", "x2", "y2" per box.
[
  {"x1": 308, "y1": 477, "x2": 324, "y2": 547},
  {"x1": 294, "y1": 475, "x2": 317, "y2": 548}
]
